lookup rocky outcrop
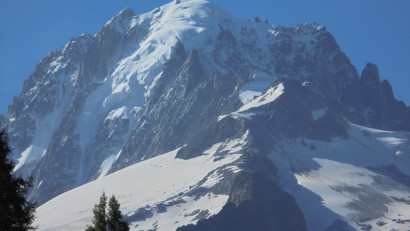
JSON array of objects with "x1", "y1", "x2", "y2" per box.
[
  {"x1": 177, "y1": 171, "x2": 308, "y2": 231},
  {"x1": 357, "y1": 63, "x2": 410, "y2": 131},
  {"x1": 176, "y1": 78, "x2": 349, "y2": 160}
]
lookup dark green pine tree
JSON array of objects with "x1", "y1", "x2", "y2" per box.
[
  {"x1": 107, "y1": 195, "x2": 129, "y2": 231},
  {"x1": 92, "y1": 192, "x2": 108, "y2": 231},
  {"x1": 0, "y1": 130, "x2": 36, "y2": 230},
  {"x1": 86, "y1": 193, "x2": 129, "y2": 231}
]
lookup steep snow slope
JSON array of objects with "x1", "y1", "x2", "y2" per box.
[{"x1": 36, "y1": 144, "x2": 242, "y2": 231}]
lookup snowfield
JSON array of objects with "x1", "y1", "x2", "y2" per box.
[
  {"x1": 271, "y1": 123, "x2": 410, "y2": 231},
  {"x1": 35, "y1": 147, "x2": 241, "y2": 231}
]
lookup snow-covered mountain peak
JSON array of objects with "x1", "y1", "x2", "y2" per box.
[
  {"x1": 4, "y1": 1, "x2": 410, "y2": 226},
  {"x1": 103, "y1": 8, "x2": 136, "y2": 34},
  {"x1": 145, "y1": 0, "x2": 231, "y2": 22},
  {"x1": 135, "y1": 0, "x2": 230, "y2": 54}
]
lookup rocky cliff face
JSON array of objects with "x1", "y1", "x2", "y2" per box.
[
  {"x1": 177, "y1": 171, "x2": 308, "y2": 231},
  {"x1": 2, "y1": 1, "x2": 410, "y2": 229},
  {"x1": 343, "y1": 63, "x2": 410, "y2": 131}
]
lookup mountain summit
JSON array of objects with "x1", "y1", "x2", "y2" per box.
[{"x1": 2, "y1": 0, "x2": 410, "y2": 230}]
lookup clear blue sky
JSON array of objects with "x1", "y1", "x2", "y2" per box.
[{"x1": 1, "y1": 0, "x2": 409, "y2": 114}]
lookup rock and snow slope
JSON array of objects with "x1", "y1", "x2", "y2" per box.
[
  {"x1": 36, "y1": 80, "x2": 410, "y2": 231},
  {"x1": 2, "y1": 0, "x2": 410, "y2": 230},
  {"x1": 36, "y1": 146, "x2": 242, "y2": 231},
  {"x1": 272, "y1": 124, "x2": 410, "y2": 231},
  {"x1": 35, "y1": 117, "x2": 410, "y2": 231}
]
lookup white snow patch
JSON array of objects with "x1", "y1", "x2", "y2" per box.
[
  {"x1": 201, "y1": 171, "x2": 222, "y2": 188},
  {"x1": 239, "y1": 90, "x2": 260, "y2": 104},
  {"x1": 377, "y1": 137, "x2": 406, "y2": 149},
  {"x1": 218, "y1": 83, "x2": 284, "y2": 121},
  {"x1": 239, "y1": 71, "x2": 276, "y2": 104},
  {"x1": 217, "y1": 112, "x2": 255, "y2": 121},
  {"x1": 221, "y1": 130, "x2": 249, "y2": 154},
  {"x1": 311, "y1": 108, "x2": 327, "y2": 120},
  {"x1": 105, "y1": 106, "x2": 128, "y2": 121},
  {"x1": 237, "y1": 83, "x2": 284, "y2": 112},
  {"x1": 200, "y1": 164, "x2": 241, "y2": 189},
  {"x1": 14, "y1": 145, "x2": 46, "y2": 171},
  {"x1": 225, "y1": 165, "x2": 241, "y2": 174},
  {"x1": 97, "y1": 155, "x2": 117, "y2": 179},
  {"x1": 37, "y1": 180, "x2": 43, "y2": 188}
]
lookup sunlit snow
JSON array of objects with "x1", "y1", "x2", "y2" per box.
[
  {"x1": 237, "y1": 83, "x2": 284, "y2": 112},
  {"x1": 272, "y1": 123, "x2": 410, "y2": 231},
  {"x1": 36, "y1": 147, "x2": 241, "y2": 231}
]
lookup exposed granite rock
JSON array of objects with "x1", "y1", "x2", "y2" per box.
[
  {"x1": 177, "y1": 171, "x2": 308, "y2": 231},
  {"x1": 341, "y1": 63, "x2": 410, "y2": 131}
]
